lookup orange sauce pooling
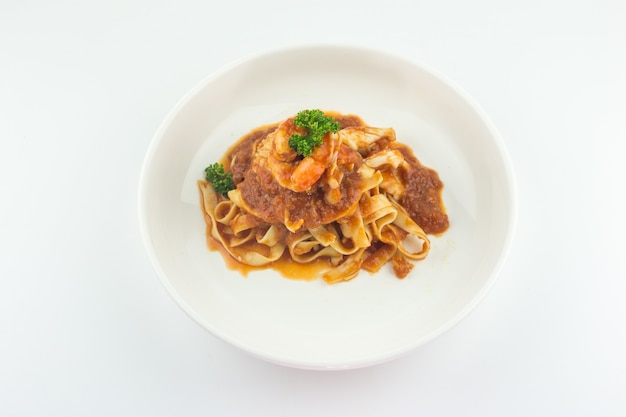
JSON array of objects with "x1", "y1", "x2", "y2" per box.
[{"x1": 205, "y1": 230, "x2": 331, "y2": 281}]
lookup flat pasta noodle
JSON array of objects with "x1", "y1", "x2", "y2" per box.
[
  {"x1": 198, "y1": 110, "x2": 448, "y2": 283},
  {"x1": 199, "y1": 181, "x2": 286, "y2": 266},
  {"x1": 287, "y1": 230, "x2": 344, "y2": 263}
]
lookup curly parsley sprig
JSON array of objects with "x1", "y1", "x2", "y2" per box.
[
  {"x1": 288, "y1": 109, "x2": 340, "y2": 157},
  {"x1": 204, "y1": 163, "x2": 235, "y2": 197}
]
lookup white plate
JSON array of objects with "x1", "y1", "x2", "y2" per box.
[{"x1": 138, "y1": 44, "x2": 517, "y2": 370}]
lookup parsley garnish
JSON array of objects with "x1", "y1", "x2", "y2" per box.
[
  {"x1": 204, "y1": 163, "x2": 235, "y2": 197},
  {"x1": 288, "y1": 109, "x2": 340, "y2": 157}
]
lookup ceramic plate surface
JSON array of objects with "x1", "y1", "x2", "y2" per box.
[{"x1": 139, "y1": 44, "x2": 517, "y2": 370}]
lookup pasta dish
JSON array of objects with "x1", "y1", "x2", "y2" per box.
[{"x1": 198, "y1": 110, "x2": 449, "y2": 283}]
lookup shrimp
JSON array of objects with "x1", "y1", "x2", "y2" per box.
[
  {"x1": 252, "y1": 117, "x2": 340, "y2": 193},
  {"x1": 253, "y1": 119, "x2": 394, "y2": 193},
  {"x1": 270, "y1": 117, "x2": 301, "y2": 162},
  {"x1": 286, "y1": 132, "x2": 340, "y2": 192}
]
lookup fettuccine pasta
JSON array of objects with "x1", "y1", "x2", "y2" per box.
[{"x1": 199, "y1": 111, "x2": 448, "y2": 283}]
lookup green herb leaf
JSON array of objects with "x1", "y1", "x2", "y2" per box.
[
  {"x1": 288, "y1": 109, "x2": 340, "y2": 157},
  {"x1": 204, "y1": 163, "x2": 235, "y2": 197}
]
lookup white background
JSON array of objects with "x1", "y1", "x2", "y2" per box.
[{"x1": 1, "y1": 0, "x2": 625, "y2": 416}]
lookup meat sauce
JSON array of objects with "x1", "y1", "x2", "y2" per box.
[{"x1": 393, "y1": 143, "x2": 449, "y2": 235}]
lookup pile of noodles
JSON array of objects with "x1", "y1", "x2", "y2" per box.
[{"x1": 199, "y1": 112, "x2": 432, "y2": 283}]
